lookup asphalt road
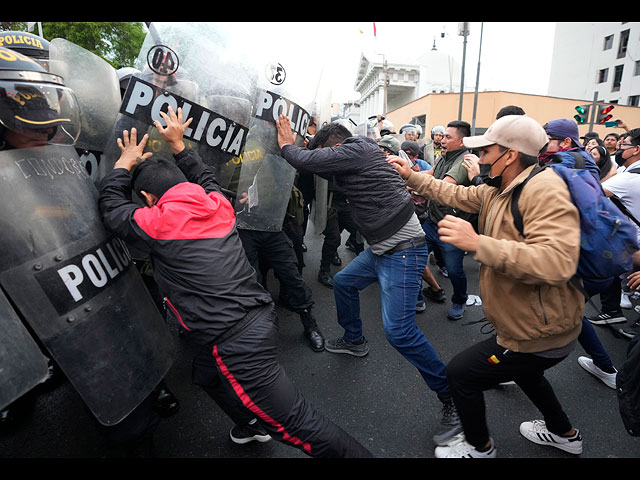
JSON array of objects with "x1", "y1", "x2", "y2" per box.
[{"x1": 1, "y1": 228, "x2": 639, "y2": 463}]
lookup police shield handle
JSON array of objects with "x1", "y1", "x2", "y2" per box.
[
  {"x1": 276, "y1": 114, "x2": 297, "y2": 149},
  {"x1": 114, "y1": 128, "x2": 152, "y2": 172},
  {"x1": 155, "y1": 106, "x2": 194, "y2": 155},
  {"x1": 387, "y1": 155, "x2": 413, "y2": 180}
]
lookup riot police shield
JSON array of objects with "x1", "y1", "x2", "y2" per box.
[
  {"x1": 99, "y1": 22, "x2": 258, "y2": 191},
  {"x1": 0, "y1": 146, "x2": 175, "y2": 426},
  {"x1": 306, "y1": 72, "x2": 333, "y2": 235},
  {"x1": 0, "y1": 288, "x2": 50, "y2": 411},
  {"x1": 233, "y1": 25, "x2": 326, "y2": 232},
  {"x1": 48, "y1": 38, "x2": 122, "y2": 182}
]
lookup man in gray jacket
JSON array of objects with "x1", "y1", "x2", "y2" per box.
[{"x1": 276, "y1": 114, "x2": 462, "y2": 445}]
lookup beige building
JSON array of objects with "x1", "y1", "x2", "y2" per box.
[{"x1": 385, "y1": 90, "x2": 640, "y2": 140}]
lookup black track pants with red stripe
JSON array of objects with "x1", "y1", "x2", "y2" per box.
[{"x1": 192, "y1": 304, "x2": 373, "y2": 458}]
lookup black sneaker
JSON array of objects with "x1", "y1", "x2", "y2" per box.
[
  {"x1": 324, "y1": 337, "x2": 369, "y2": 357},
  {"x1": 423, "y1": 286, "x2": 446, "y2": 303},
  {"x1": 619, "y1": 319, "x2": 640, "y2": 339},
  {"x1": 230, "y1": 421, "x2": 272, "y2": 444},
  {"x1": 433, "y1": 397, "x2": 463, "y2": 445},
  {"x1": 587, "y1": 311, "x2": 626, "y2": 325}
]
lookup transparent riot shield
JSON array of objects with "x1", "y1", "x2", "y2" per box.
[
  {"x1": 0, "y1": 146, "x2": 175, "y2": 426},
  {"x1": 48, "y1": 39, "x2": 122, "y2": 182},
  {"x1": 0, "y1": 288, "x2": 50, "y2": 411},
  {"x1": 99, "y1": 22, "x2": 259, "y2": 191},
  {"x1": 233, "y1": 24, "x2": 325, "y2": 232},
  {"x1": 307, "y1": 71, "x2": 333, "y2": 235}
]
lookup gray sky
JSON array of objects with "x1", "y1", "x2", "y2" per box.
[{"x1": 313, "y1": 22, "x2": 557, "y2": 103}]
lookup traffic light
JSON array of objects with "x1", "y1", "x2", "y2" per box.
[
  {"x1": 596, "y1": 105, "x2": 615, "y2": 124},
  {"x1": 574, "y1": 105, "x2": 590, "y2": 124}
]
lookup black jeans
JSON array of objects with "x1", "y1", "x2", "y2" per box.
[
  {"x1": 192, "y1": 304, "x2": 372, "y2": 458},
  {"x1": 238, "y1": 229, "x2": 313, "y2": 312},
  {"x1": 446, "y1": 335, "x2": 573, "y2": 449},
  {"x1": 600, "y1": 275, "x2": 623, "y2": 314},
  {"x1": 321, "y1": 197, "x2": 362, "y2": 271}
]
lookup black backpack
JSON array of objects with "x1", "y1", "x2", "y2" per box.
[{"x1": 617, "y1": 333, "x2": 640, "y2": 436}]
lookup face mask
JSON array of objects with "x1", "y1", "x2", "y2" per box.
[
  {"x1": 479, "y1": 163, "x2": 492, "y2": 180},
  {"x1": 615, "y1": 150, "x2": 627, "y2": 166},
  {"x1": 483, "y1": 150, "x2": 510, "y2": 188}
]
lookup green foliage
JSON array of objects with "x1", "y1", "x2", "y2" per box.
[{"x1": 41, "y1": 22, "x2": 146, "y2": 69}]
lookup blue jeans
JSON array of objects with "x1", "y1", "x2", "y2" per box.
[
  {"x1": 332, "y1": 244, "x2": 450, "y2": 396},
  {"x1": 422, "y1": 218, "x2": 468, "y2": 305}
]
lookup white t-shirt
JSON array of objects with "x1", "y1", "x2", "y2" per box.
[{"x1": 603, "y1": 159, "x2": 640, "y2": 242}]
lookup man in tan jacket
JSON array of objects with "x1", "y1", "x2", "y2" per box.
[{"x1": 388, "y1": 115, "x2": 584, "y2": 458}]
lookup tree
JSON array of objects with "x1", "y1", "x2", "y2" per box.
[
  {"x1": 0, "y1": 22, "x2": 144, "y2": 69},
  {"x1": 41, "y1": 22, "x2": 146, "y2": 69},
  {"x1": 1, "y1": 22, "x2": 146, "y2": 68}
]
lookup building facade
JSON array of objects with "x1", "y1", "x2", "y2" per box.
[{"x1": 547, "y1": 22, "x2": 640, "y2": 106}]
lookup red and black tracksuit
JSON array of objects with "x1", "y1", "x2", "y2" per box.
[{"x1": 98, "y1": 148, "x2": 371, "y2": 458}]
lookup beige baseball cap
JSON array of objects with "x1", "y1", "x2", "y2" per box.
[{"x1": 463, "y1": 115, "x2": 548, "y2": 157}]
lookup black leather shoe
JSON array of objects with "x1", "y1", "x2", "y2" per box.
[
  {"x1": 317, "y1": 270, "x2": 334, "y2": 289},
  {"x1": 155, "y1": 386, "x2": 180, "y2": 417},
  {"x1": 423, "y1": 286, "x2": 447, "y2": 303},
  {"x1": 305, "y1": 328, "x2": 325, "y2": 352},
  {"x1": 346, "y1": 239, "x2": 364, "y2": 254}
]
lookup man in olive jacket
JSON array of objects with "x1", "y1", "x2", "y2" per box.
[{"x1": 389, "y1": 115, "x2": 583, "y2": 458}]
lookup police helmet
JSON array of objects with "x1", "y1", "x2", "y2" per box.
[
  {"x1": 0, "y1": 31, "x2": 50, "y2": 70},
  {"x1": 400, "y1": 123, "x2": 418, "y2": 134},
  {"x1": 380, "y1": 119, "x2": 395, "y2": 136},
  {"x1": 378, "y1": 135, "x2": 401, "y2": 155},
  {"x1": 431, "y1": 125, "x2": 445, "y2": 139},
  {"x1": 0, "y1": 46, "x2": 81, "y2": 146},
  {"x1": 332, "y1": 117, "x2": 355, "y2": 134}
]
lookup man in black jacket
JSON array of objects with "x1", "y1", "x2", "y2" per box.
[
  {"x1": 276, "y1": 115, "x2": 462, "y2": 446},
  {"x1": 97, "y1": 106, "x2": 372, "y2": 458}
]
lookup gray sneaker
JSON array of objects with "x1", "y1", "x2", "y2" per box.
[
  {"x1": 324, "y1": 337, "x2": 369, "y2": 357},
  {"x1": 433, "y1": 397, "x2": 464, "y2": 445},
  {"x1": 619, "y1": 319, "x2": 640, "y2": 339}
]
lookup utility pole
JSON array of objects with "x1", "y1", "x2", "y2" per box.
[
  {"x1": 458, "y1": 22, "x2": 470, "y2": 121},
  {"x1": 588, "y1": 91, "x2": 598, "y2": 131},
  {"x1": 471, "y1": 22, "x2": 484, "y2": 135}
]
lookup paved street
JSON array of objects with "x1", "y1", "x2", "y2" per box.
[{"x1": 1, "y1": 229, "x2": 639, "y2": 461}]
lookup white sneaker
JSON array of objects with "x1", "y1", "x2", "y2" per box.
[
  {"x1": 621, "y1": 292, "x2": 632, "y2": 309},
  {"x1": 577, "y1": 356, "x2": 617, "y2": 389},
  {"x1": 519, "y1": 420, "x2": 582, "y2": 454},
  {"x1": 434, "y1": 434, "x2": 496, "y2": 458}
]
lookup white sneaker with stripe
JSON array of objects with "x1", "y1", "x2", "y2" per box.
[
  {"x1": 519, "y1": 420, "x2": 582, "y2": 454},
  {"x1": 434, "y1": 434, "x2": 497, "y2": 458}
]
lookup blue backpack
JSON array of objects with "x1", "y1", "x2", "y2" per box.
[{"x1": 511, "y1": 151, "x2": 639, "y2": 297}]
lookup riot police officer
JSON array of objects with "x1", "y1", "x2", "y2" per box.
[{"x1": 0, "y1": 45, "x2": 175, "y2": 456}]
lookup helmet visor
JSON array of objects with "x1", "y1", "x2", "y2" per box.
[{"x1": 0, "y1": 80, "x2": 81, "y2": 146}]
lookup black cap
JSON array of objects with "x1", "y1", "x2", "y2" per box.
[{"x1": 401, "y1": 140, "x2": 421, "y2": 157}]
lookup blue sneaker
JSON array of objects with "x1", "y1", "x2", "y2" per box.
[
  {"x1": 447, "y1": 303, "x2": 466, "y2": 320},
  {"x1": 416, "y1": 301, "x2": 427, "y2": 313}
]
